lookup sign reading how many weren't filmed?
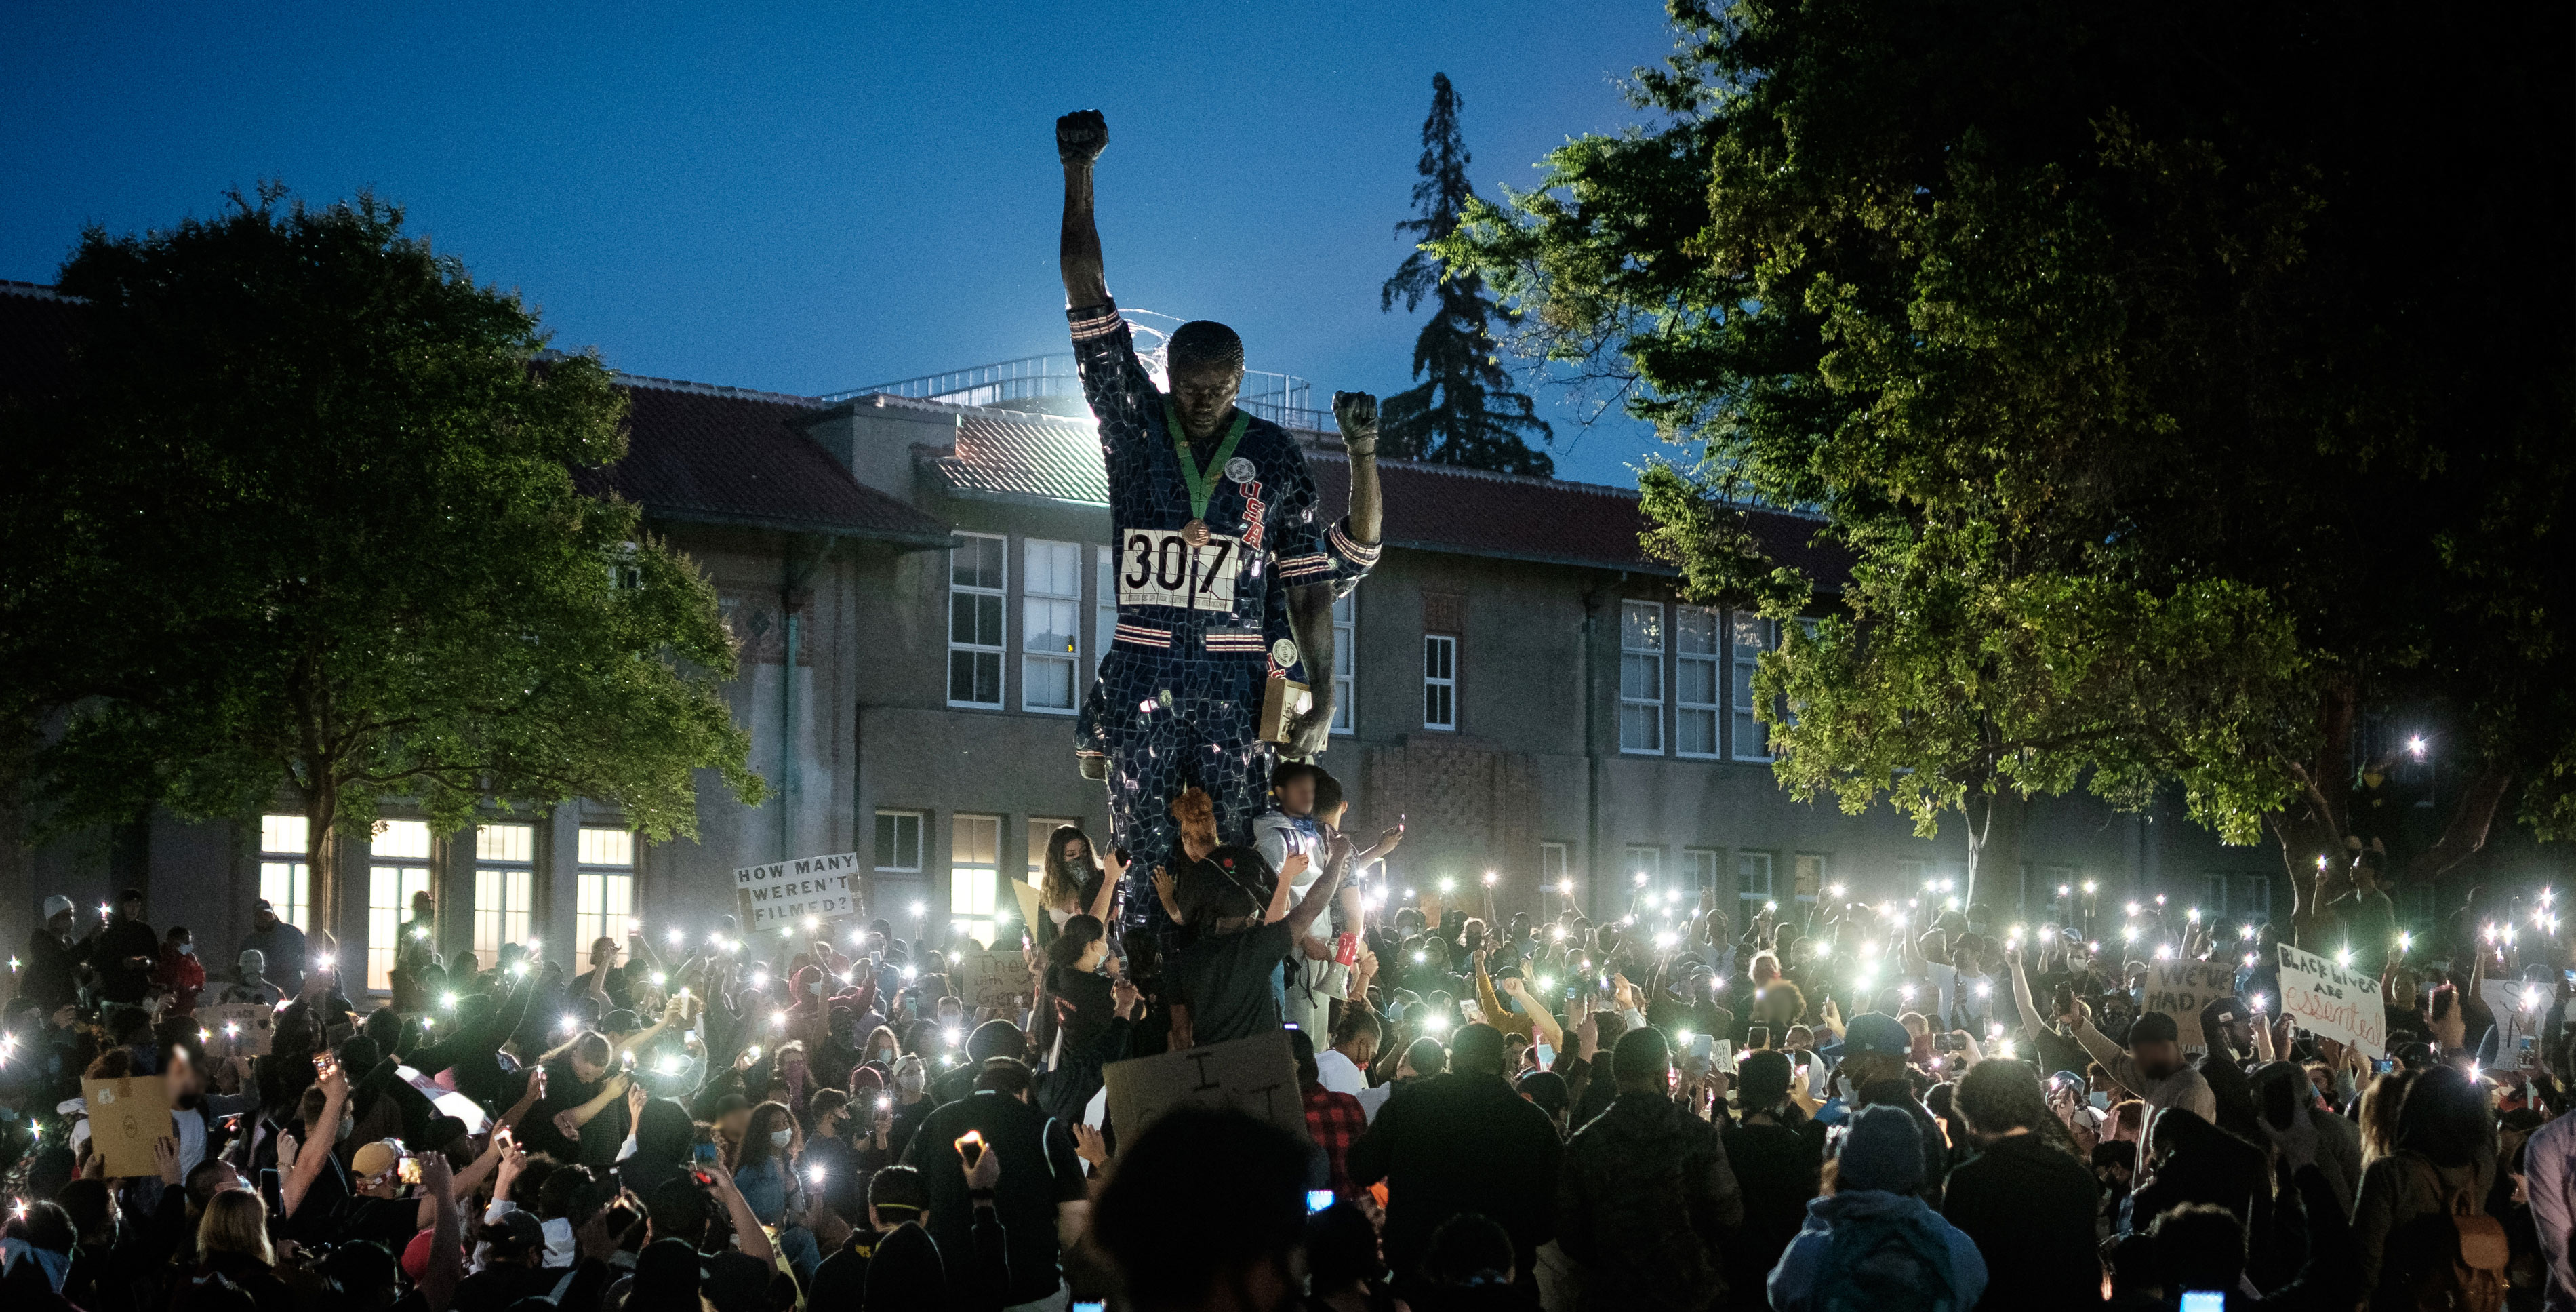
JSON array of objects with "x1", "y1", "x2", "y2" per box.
[{"x1": 734, "y1": 851, "x2": 860, "y2": 930}]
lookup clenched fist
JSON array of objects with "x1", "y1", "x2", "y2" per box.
[
  {"x1": 1333, "y1": 391, "x2": 1379, "y2": 456},
  {"x1": 1057, "y1": 110, "x2": 1108, "y2": 165}
]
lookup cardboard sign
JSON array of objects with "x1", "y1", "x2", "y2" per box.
[
  {"x1": 733, "y1": 852, "x2": 861, "y2": 931},
  {"x1": 81, "y1": 1074, "x2": 172, "y2": 1178},
  {"x1": 1257, "y1": 677, "x2": 1312, "y2": 745},
  {"x1": 2274, "y1": 943, "x2": 2388, "y2": 1058},
  {"x1": 2144, "y1": 959, "x2": 2237, "y2": 1049},
  {"x1": 956, "y1": 950, "x2": 1034, "y2": 1010},
  {"x1": 396, "y1": 1065, "x2": 490, "y2": 1138},
  {"x1": 1010, "y1": 879, "x2": 1045, "y2": 936},
  {"x1": 199, "y1": 1003, "x2": 277, "y2": 1058},
  {"x1": 1102, "y1": 1031, "x2": 1309, "y2": 1147},
  {"x1": 2481, "y1": 980, "x2": 2545, "y2": 1070}
]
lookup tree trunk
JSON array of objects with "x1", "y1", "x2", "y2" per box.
[
  {"x1": 2404, "y1": 768, "x2": 2513, "y2": 885},
  {"x1": 305, "y1": 774, "x2": 340, "y2": 952},
  {"x1": 2271, "y1": 677, "x2": 2360, "y2": 947},
  {"x1": 1965, "y1": 790, "x2": 2026, "y2": 918}
]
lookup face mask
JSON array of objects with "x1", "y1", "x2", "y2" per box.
[
  {"x1": 896, "y1": 1070, "x2": 925, "y2": 1094},
  {"x1": 2089, "y1": 1091, "x2": 2111, "y2": 1111},
  {"x1": 178, "y1": 944, "x2": 194, "y2": 956},
  {"x1": 872, "y1": 1049, "x2": 894, "y2": 1065},
  {"x1": 769, "y1": 1128, "x2": 792, "y2": 1147}
]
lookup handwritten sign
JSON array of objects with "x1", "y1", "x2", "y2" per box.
[
  {"x1": 82, "y1": 1074, "x2": 172, "y2": 1178},
  {"x1": 2144, "y1": 959, "x2": 2237, "y2": 1049},
  {"x1": 1102, "y1": 1031, "x2": 1309, "y2": 1147},
  {"x1": 2481, "y1": 980, "x2": 2543, "y2": 1070},
  {"x1": 956, "y1": 951, "x2": 1034, "y2": 1010},
  {"x1": 733, "y1": 852, "x2": 861, "y2": 931},
  {"x1": 2276, "y1": 944, "x2": 2387, "y2": 1058},
  {"x1": 199, "y1": 1003, "x2": 276, "y2": 1058}
]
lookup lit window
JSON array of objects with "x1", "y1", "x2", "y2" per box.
[
  {"x1": 1331, "y1": 592, "x2": 1356, "y2": 734},
  {"x1": 368, "y1": 820, "x2": 434, "y2": 992},
  {"x1": 576, "y1": 827, "x2": 636, "y2": 957},
  {"x1": 1619, "y1": 601, "x2": 1664, "y2": 753},
  {"x1": 474, "y1": 823, "x2": 536, "y2": 966},
  {"x1": 1541, "y1": 842, "x2": 1568, "y2": 889},
  {"x1": 1737, "y1": 850, "x2": 1775, "y2": 917},
  {"x1": 1676, "y1": 606, "x2": 1720, "y2": 757},
  {"x1": 1023, "y1": 539, "x2": 1080, "y2": 713},
  {"x1": 874, "y1": 812, "x2": 923, "y2": 872},
  {"x1": 1731, "y1": 612, "x2": 1775, "y2": 761},
  {"x1": 950, "y1": 814, "x2": 1001, "y2": 946},
  {"x1": 1422, "y1": 634, "x2": 1457, "y2": 731},
  {"x1": 1683, "y1": 848, "x2": 1721, "y2": 894},
  {"x1": 948, "y1": 533, "x2": 1005, "y2": 707},
  {"x1": 1625, "y1": 844, "x2": 1663, "y2": 885},
  {"x1": 258, "y1": 815, "x2": 313, "y2": 932}
]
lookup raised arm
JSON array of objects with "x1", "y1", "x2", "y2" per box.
[
  {"x1": 1058, "y1": 112, "x2": 1110, "y2": 308},
  {"x1": 1283, "y1": 855, "x2": 1347, "y2": 943}
]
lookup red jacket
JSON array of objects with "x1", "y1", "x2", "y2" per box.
[{"x1": 153, "y1": 942, "x2": 205, "y2": 1014}]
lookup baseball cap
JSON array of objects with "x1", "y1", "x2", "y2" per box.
[
  {"x1": 2206, "y1": 996, "x2": 2250, "y2": 1026},
  {"x1": 40, "y1": 896, "x2": 70, "y2": 919},
  {"x1": 1842, "y1": 1012, "x2": 1913, "y2": 1058},
  {"x1": 2129, "y1": 1012, "x2": 2180, "y2": 1044},
  {"x1": 484, "y1": 1208, "x2": 544, "y2": 1254},
  {"x1": 252, "y1": 898, "x2": 276, "y2": 913},
  {"x1": 350, "y1": 1140, "x2": 403, "y2": 1182}
]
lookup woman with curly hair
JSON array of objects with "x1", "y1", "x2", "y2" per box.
[{"x1": 1033, "y1": 825, "x2": 1120, "y2": 949}]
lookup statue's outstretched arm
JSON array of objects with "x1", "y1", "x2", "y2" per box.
[{"x1": 1058, "y1": 111, "x2": 1110, "y2": 308}]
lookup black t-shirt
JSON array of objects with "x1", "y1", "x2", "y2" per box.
[
  {"x1": 1046, "y1": 966, "x2": 1115, "y2": 1055},
  {"x1": 1940, "y1": 1133, "x2": 2102, "y2": 1311},
  {"x1": 900, "y1": 1091, "x2": 1086, "y2": 1307},
  {"x1": 519, "y1": 1058, "x2": 613, "y2": 1164},
  {"x1": 805, "y1": 1229, "x2": 878, "y2": 1311},
  {"x1": 1170, "y1": 919, "x2": 1294, "y2": 1046},
  {"x1": 335, "y1": 1193, "x2": 423, "y2": 1250}
]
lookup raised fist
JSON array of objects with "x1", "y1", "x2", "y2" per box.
[
  {"x1": 1057, "y1": 111, "x2": 1109, "y2": 165},
  {"x1": 1333, "y1": 391, "x2": 1379, "y2": 454},
  {"x1": 1286, "y1": 694, "x2": 1335, "y2": 759}
]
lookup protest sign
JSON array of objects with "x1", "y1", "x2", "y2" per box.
[
  {"x1": 733, "y1": 852, "x2": 860, "y2": 932},
  {"x1": 82, "y1": 1073, "x2": 171, "y2": 1178},
  {"x1": 2144, "y1": 959, "x2": 2237, "y2": 1049},
  {"x1": 956, "y1": 950, "x2": 1034, "y2": 1010},
  {"x1": 2482, "y1": 980, "x2": 2546, "y2": 1070},
  {"x1": 2275, "y1": 943, "x2": 2388, "y2": 1058},
  {"x1": 1102, "y1": 1031, "x2": 1308, "y2": 1146},
  {"x1": 396, "y1": 1065, "x2": 490, "y2": 1138},
  {"x1": 199, "y1": 1003, "x2": 276, "y2": 1058},
  {"x1": 1009, "y1": 879, "x2": 1044, "y2": 935}
]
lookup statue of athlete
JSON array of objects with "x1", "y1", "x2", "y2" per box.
[{"x1": 1055, "y1": 108, "x2": 1385, "y2": 923}]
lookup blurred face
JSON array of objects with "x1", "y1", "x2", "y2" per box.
[
  {"x1": 120, "y1": 896, "x2": 143, "y2": 919},
  {"x1": 254, "y1": 907, "x2": 277, "y2": 930},
  {"x1": 1276, "y1": 774, "x2": 1316, "y2": 816},
  {"x1": 2134, "y1": 1039, "x2": 2183, "y2": 1081},
  {"x1": 1167, "y1": 359, "x2": 1243, "y2": 441},
  {"x1": 1344, "y1": 1032, "x2": 1379, "y2": 1067},
  {"x1": 1076, "y1": 939, "x2": 1110, "y2": 972},
  {"x1": 572, "y1": 1054, "x2": 609, "y2": 1083},
  {"x1": 719, "y1": 1107, "x2": 751, "y2": 1138}
]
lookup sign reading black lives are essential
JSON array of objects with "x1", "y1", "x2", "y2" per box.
[
  {"x1": 1102, "y1": 1031, "x2": 1310, "y2": 1147},
  {"x1": 734, "y1": 852, "x2": 860, "y2": 930}
]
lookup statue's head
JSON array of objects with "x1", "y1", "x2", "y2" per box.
[{"x1": 1165, "y1": 321, "x2": 1245, "y2": 441}]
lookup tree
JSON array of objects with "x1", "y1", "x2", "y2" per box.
[
  {"x1": 1445, "y1": 0, "x2": 2575, "y2": 938},
  {"x1": 1380, "y1": 73, "x2": 1554, "y2": 478},
  {"x1": 0, "y1": 188, "x2": 763, "y2": 923}
]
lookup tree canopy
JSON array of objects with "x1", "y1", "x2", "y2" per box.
[
  {"x1": 1380, "y1": 73, "x2": 1556, "y2": 477},
  {"x1": 1, "y1": 188, "x2": 761, "y2": 902},
  {"x1": 1443, "y1": 0, "x2": 2575, "y2": 931}
]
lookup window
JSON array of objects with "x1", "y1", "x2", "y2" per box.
[
  {"x1": 367, "y1": 820, "x2": 435, "y2": 992},
  {"x1": 473, "y1": 823, "x2": 536, "y2": 966},
  {"x1": 576, "y1": 829, "x2": 637, "y2": 957},
  {"x1": 1624, "y1": 845, "x2": 1663, "y2": 888},
  {"x1": 1794, "y1": 853, "x2": 1826, "y2": 903},
  {"x1": 258, "y1": 814, "x2": 314, "y2": 932},
  {"x1": 1331, "y1": 592, "x2": 1356, "y2": 734},
  {"x1": 2234, "y1": 875, "x2": 2272, "y2": 921},
  {"x1": 2202, "y1": 873, "x2": 2230, "y2": 917},
  {"x1": 1022, "y1": 539, "x2": 1080, "y2": 713},
  {"x1": 1094, "y1": 546, "x2": 1118, "y2": 679},
  {"x1": 1422, "y1": 634, "x2": 1457, "y2": 730},
  {"x1": 874, "y1": 812, "x2": 924, "y2": 873},
  {"x1": 1731, "y1": 612, "x2": 1775, "y2": 760},
  {"x1": 1737, "y1": 850, "x2": 1776, "y2": 917},
  {"x1": 1683, "y1": 848, "x2": 1721, "y2": 894},
  {"x1": 1540, "y1": 843, "x2": 1569, "y2": 892},
  {"x1": 1619, "y1": 601, "x2": 1664, "y2": 753},
  {"x1": 948, "y1": 533, "x2": 1005, "y2": 707},
  {"x1": 1027, "y1": 818, "x2": 1079, "y2": 890},
  {"x1": 1675, "y1": 606, "x2": 1720, "y2": 757},
  {"x1": 950, "y1": 814, "x2": 1001, "y2": 946}
]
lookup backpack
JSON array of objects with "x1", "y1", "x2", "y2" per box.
[
  {"x1": 2407, "y1": 1157, "x2": 2508, "y2": 1312},
  {"x1": 1809, "y1": 1209, "x2": 1961, "y2": 1312}
]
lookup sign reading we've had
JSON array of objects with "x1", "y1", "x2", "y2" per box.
[
  {"x1": 2144, "y1": 959, "x2": 2237, "y2": 1049},
  {"x1": 2276, "y1": 944, "x2": 2388, "y2": 1058},
  {"x1": 734, "y1": 852, "x2": 860, "y2": 930},
  {"x1": 956, "y1": 951, "x2": 1033, "y2": 1010},
  {"x1": 1102, "y1": 1031, "x2": 1309, "y2": 1147}
]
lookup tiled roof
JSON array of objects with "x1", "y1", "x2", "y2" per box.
[
  {"x1": 586, "y1": 377, "x2": 953, "y2": 546},
  {"x1": 919, "y1": 401, "x2": 1849, "y2": 583}
]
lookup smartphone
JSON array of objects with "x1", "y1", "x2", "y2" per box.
[
  {"x1": 693, "y1": 1140, "x2": 719, "y2": 1165},
  {"x1": 2181, "y1": 1293, "x2": 2224, "y2": 1312},
  {"x1": 955, "y1": 1130, "x2": 986, "y2": 1170},
  {"x1": 1746, "y1": 1026, "x2": 1771, "y2": 1051},
  {"x1": 397, "y1": 1155, "x2": 422, "y2": 1186},
  {"x1": 1305, "y1": 1189, "x2": 1336, "y2": 1214},
  {"x1": 1074, "y1": 1304, "x2": 1108, "y2": 1312},
  {"x1": 1689, "y1": 1033, "x2": 1716, "y2": 1066},
  {"x1": 1935, "y1": 1033, "x2": 1966, "y2": 1053}
]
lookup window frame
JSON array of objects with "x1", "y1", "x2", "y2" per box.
[
  {"x1": 472, "y1": 822, "x2": 538, "y2": 966},
  {"x1": 1674, "y1": 605, "x2": 1722, "y2": 759},
  {"x1": 575, "y1": 827, "x2": 638, "y2": 957},
  {"x1": 1683, "y1": 848, "x2": 1722, "y2": 895},
  {"x1": 1540, "y1": 842, "x2": 1569, "y2": 892},
  {"x1": 1737, "y1": 850, "x2": 1777, "y2": 917},
  {"x1": 258, "y1": 814, "x2": 315, "y2": 932},
  {"x1": 1422, "y1": 633, "x2": 1458, "y2": 732},
  {"x1": 1730, "y1": 612, "x2": 1775, "y2": 761},
  {"x1": 874, "y1": 811, "x2": 925, "y2": 874},
  {"x1": 1020, "y1": 538, "x2": 1081, "y2": 715},
  {"x1": 1623, "y1": 844, "x2": 1664, "y2": 889},
  {"x1": 367, "y1": 819, "x2": 435, "y2": 993},
  {"x1": 950, "y1": 814, "x2": 1003, "y2": 947},
  {"x1": 947, "y1": 532, "x2": 1007, "y2": 709},
  {"x1": 1619, "y1": 600, "x2": 1665, "y2": 755}
]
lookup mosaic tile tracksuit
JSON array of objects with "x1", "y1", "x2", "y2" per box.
[{"x1": 1067, "y1": 300, "x2": 1376, "y2": 931}]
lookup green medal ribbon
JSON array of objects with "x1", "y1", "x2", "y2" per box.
[{"x1": 1165, "y1": 406, "x2": 1250, "y2": 523}]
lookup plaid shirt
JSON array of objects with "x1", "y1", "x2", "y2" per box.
[{"x1": 1305, "y1": 1084, "x2": 1368, "y2": 1199}]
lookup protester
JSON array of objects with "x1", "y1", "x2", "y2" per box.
[
  {"x1": 1553, "y1": 1027, "x2": 1742, "y2": 1310},
  {"x1": 1092, "y1": 1108, "x2": 1310, "y2": 1312},
  {"x1": 1767, "y1": 1105, "x2": 1988, "y2": 1311},
  {"x1": 2351, "y1": 1063, "x2": 2505, "y2": 1309},
  {"x1": 234, "y1": 900, "x2": 309, "y2": 998},
  {"x1": 901, "y1": 1057, "x2": 1089, "y2": 1308},
  {"x1": 1348, "y1": 1022, "x2": 1563, "y2": 1288},
  {"x1": 1939, "y1": 1059, "x2": 2101, "y2": 1309}
]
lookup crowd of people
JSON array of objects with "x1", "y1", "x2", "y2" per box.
[{"x1": 0, "y1": 792, "x2": 2567, "y2": 1312}]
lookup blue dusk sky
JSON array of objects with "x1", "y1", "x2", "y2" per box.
[{"x1": 1, "y1": 2, "x2": 1690, "y2": 485}]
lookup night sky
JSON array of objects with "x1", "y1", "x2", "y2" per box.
[{"x1": 3, "y1": 1, "x2": 1685, "y2": 485}]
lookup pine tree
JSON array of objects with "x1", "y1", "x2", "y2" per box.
[{"x1": 1380, "y1": 74, "x2": 1553, "y2": 477}]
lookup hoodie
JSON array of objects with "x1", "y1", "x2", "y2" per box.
[
  {"x1": 1553, "y1": 1090, "x2": 1743, "y2": 1311},
  {"x1": 1767, "y1": 1189, "x2": 1988, "y2": 1312}
]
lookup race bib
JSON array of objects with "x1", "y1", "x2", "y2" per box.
[{"x1": 1116, "y1": 527, "x2": 1245, "y2": 612}]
